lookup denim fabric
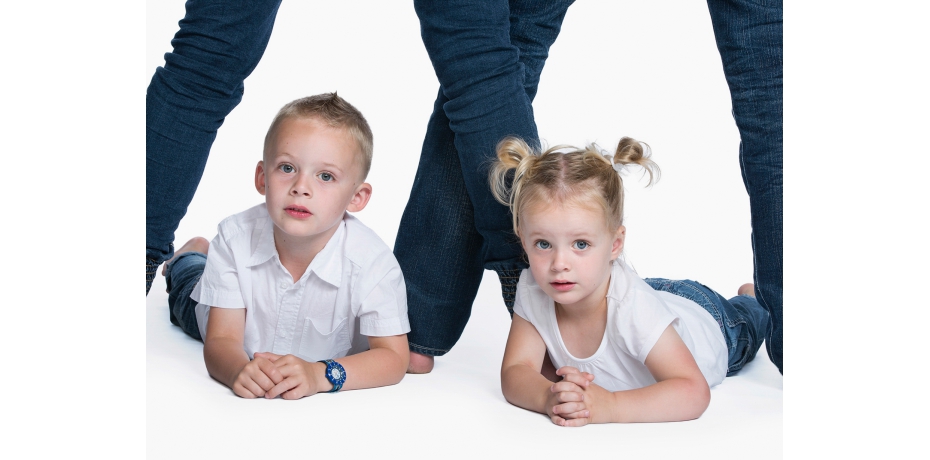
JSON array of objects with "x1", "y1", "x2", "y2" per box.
[
  {"x1": 645, "y1": 278, "x2": 768, "y2": 376},
  {"x1": 706, "y1": 0, "x2": 783, "y2": 373},
  {"x1": 146, "y1": 0, "x2": 283, "y2": 295},
  {"x1": 396, "y1": 0, "x2": 574, "y2": 357},
  {"x1": 164, "y1": 252, "x2": 207, "y2": 341}
]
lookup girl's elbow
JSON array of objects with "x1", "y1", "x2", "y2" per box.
[{"x1": 689, "y1": 380, "x2": 711, "y2": 420}]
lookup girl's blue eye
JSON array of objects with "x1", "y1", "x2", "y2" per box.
[
  {"x1": 319, "y1": 172, "x2": 333, "y2": 182},
  {"x1": 573, "y1": 240, "x2": 589, "y2": 250},
  {"x1": 535, "y1": 240, "x2": 551, "y2": 250},
  {"x1": 280, "y1": 164, "x2": 295, "y2": 173}
]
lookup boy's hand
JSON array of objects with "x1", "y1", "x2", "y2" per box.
[
  {"x1": 546, "y1": 366, "x2": 595, "y2": 427},
  {"x1": 255, "y1": 352, "x2": 326, "y2": 400},
  {"x1": 232, "y1": 355, "x2": 283, "y2": 399}
]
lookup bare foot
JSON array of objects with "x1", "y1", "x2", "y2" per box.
[
  {"x1": 738, "y1": 283, "x2": 755, "y2": 297},
  {"x1": 161, "y1": 237, "x2": 210, "y2": 275},
  {"x1": 407, "y1": 351, "x2": 434, "y2": 374}
]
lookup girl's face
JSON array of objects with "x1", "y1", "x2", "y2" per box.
[{"x1": 520, "y1": 200, "x2": 625, "y2": 311}]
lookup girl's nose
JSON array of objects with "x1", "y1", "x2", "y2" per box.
[{"x1": 551, "y1": 249, "x2": 569, "y2": 271}]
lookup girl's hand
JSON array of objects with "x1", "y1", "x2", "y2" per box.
[
  {"x1": 255, "y1": 352, "x2": 325, "y2": 400},
  {"x1": 547, "y1": 366, "x2": 596, "y2": 426}
]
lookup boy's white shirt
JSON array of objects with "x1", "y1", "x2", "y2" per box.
[
  {"x1": 513, "y1": 260, "x2": 728, "y2": 391},
  {"x1": 191, "y1": 203, "x2": 410, "y2": 362}
]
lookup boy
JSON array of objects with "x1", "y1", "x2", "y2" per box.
[{"x1": 162, "y1": 93, "x2": 410, "y2": 399}]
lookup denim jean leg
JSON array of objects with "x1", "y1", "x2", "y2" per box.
[
  {"x1": 395, "y1": 91, "x2": 486, "y2": 356},
  {"x1": 146, "y1": 0, "x2": 282, "y2": 294},
  {"x1": 706, "y1": 0, "x2": 783, "y2": 373},
  {"x1": 165, "y1": 252, "x2": 207, "y2": 341},
  {"x1": 399, "y1": 0, "x2": 572, "y2": 354}
]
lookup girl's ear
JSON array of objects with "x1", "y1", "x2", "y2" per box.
[
  {"x1": 611, "y1": 225, "x2": 626, "y2": 260},
  {"x1": 346, "y1": 182, "x2": 373, "y2": 212},
  {"x1": 254, "y1": 161, "x2": 266, "y2": 195}
]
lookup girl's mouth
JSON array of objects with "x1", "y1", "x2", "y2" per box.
[{"x1": 550, "y1": 281, "x2": 575, "y2": 292}]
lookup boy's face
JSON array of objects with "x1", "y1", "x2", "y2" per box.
[{"x1": 255, "y1": 116, "x2": 371, "y2": 247}]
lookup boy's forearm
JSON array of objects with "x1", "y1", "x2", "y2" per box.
[
  {"x1": 203, "y1": 337, "x2": 251, "y2": 389},
  {"x1": 332, "y1": 336, "x2": 408, "y2": 391},
  {"x1": 605, "y1": 377, "x2": 711, "y2": 423},
  {"x1": 501, "y1": 364, "x2": 554, "y2": 414}
]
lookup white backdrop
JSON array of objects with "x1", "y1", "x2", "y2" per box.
[{"x1": 146, "y1": 1, "x2": 752, "y2": 292}]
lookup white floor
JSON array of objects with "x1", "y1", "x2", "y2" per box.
[{"x1": 147, "y1": 268, "x2": 782, "y2": 459}]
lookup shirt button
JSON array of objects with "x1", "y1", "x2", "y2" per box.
[
  {"x1": 278, "y1": 330, "x2": 286, "y2": 338},
  {"x1": 280, "y1": 282, "x2": 288, "y2": 289}
]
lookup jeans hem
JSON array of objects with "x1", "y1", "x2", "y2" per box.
[{"x1": 409, "y1": 342, "x2": 450, "y2": 357}]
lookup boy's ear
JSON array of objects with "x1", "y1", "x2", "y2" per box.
[
  {"x1": 254, "y1": 161, "x2": 266, "y2": 195},
  {"x1": 346, "y1": 182, "x2": 373, "y2": 213},
  {"x1": 611, "y1": 225, "x2": 626, "y2": 260}
]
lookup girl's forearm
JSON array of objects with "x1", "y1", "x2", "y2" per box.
[
  {"x1": 606, "y1": 377, "x2": 710, "y2": 423},
  {"x1": 501, "y1": 364, "x2": 554, "y2": 414}
]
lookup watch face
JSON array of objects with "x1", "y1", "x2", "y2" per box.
[{"x1": 331, "y1": 367, "x2": 343, "y2": 380}]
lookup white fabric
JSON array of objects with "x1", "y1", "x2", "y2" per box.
[
  {"x1": 190, "y1": 204, "x2": 410, "y2": 362},
  {"x1": 513, "y1": 260, "x2": 727, "y2": 391}
]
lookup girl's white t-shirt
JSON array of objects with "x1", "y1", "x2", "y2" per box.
[{"x1": 513, "y1": 260, "x2": 728, "y2": 391}]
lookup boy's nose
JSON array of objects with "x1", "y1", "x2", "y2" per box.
[{"x1": 290, "y1": 177, "x2": 312, "y2": 197}]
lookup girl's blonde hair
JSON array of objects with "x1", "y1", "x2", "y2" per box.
[{"x1": 489, "y1": 136, "x2": 660, "y2": 234}]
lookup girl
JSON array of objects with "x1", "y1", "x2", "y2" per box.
[{"x1": 490, "y1": 137, "x2": 769, "y2": 426}]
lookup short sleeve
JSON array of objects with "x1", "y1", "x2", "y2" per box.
[
  {"x1": 512, "y1": 270, "x2": 532, "y2": 323},
  {"x1": 611, "y1": 286, "x2": 678, "y2": 365},
  {"x1": 191, "y1": 231, "x2": 245, "y2": 309},
  {"x1": 356, "y1": 253, "x2": 410, "y2": 337}
]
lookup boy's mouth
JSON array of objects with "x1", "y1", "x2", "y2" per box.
[
  {"x1": 285, "y1": 205, "x2": 312, "y2": 218},
  {"x1": 550, "y1": 280, "x2": 575, "y2": 292}
]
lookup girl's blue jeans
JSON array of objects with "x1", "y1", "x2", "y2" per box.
[{"x1": 645, "y1": 278, "x2": 769, "y2": 376}]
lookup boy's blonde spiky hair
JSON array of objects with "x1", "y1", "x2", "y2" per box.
[{"x1": 264, "y1": 92, "x2": 374, "y2": 179}]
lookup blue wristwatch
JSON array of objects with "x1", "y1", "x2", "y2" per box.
[{"x1": 318, "y1": 359, "x2": 346, "y2": 392}]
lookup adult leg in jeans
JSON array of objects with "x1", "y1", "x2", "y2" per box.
[
  {"x1": 398, "y1": 0, "x2": 573, "y2": 372},
  {"x1": 146, "y1": 0, "x2": 283, "y2": 295},
  {"x1": 706, "y1": 0, "x2": 783, "y2": 373}
]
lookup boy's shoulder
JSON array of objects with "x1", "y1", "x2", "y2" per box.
[
  {"x1": 341, "y1": 213, "x2": 394, "y2": 267},
  {"x1": 215, "y1": 204, "x2": 270, "y2": 240}
]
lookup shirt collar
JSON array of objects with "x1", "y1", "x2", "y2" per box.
[
  {"x1": 245, "y1": 212, "x2": 346, "y2": 287},
  {"x1": 305, "y1": 219, "x2": 345, "y2": 287},
  {"x1": 247, "y1": 216, "x2": 278, "y2": 268}
]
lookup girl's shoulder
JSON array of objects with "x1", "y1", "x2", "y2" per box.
[{"x1": 514, "y1": 268, "x2": 553, "y2": 322}]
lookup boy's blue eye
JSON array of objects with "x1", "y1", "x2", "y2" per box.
[
  {"x1": 573, "y1": 240, "x2": 589, "y2": 250},
  {"x1": 280, "y1": 164, "x2": 295, "y2": 173},
  {"x1": 319, "y1": 172, "x2": 333, "y2": 182},
  {"x1": 535, "y1": 240, "x2": 551, "y2": 250}
]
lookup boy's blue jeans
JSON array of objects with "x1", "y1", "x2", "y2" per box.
[
  {"x1": 164, "y1": 252, "x2": 207, "y2": 341},
  {"x1": 645, "y1": 278, "x2": 768, "y2": 376}
]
